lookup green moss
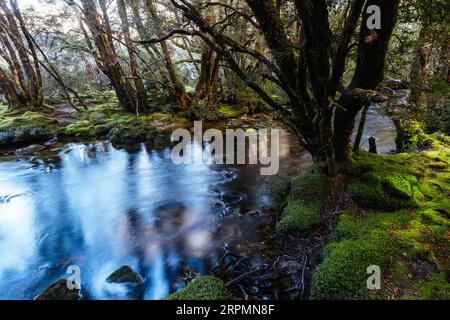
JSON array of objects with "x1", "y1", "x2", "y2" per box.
[
  {"x1": 332, "y1": 210, "x2": 412, "y2": 242},
  {"x1": 311, "y1": 236, "x2": 397, "y2": 300},
  {"x1": 165, "y1": 276, "x2": 231, "y2": 300},
  {"x1": 276, "y1": 173, "x2": 332, "y2": 234},
  {"x1": 313, "y1": 145, "x2": 450, "y2": 300},
  {"x1": 277, "y1": 201, "x2": 321, "y2": 233},
  {"x1": 347, "y1": 179, "x2": 415, "y2": 210},
  {"x1": 418, "y1": 272, "x2": 450, "y2": 300},
  {"x1": 418, "y1": 209, "x2": 450, "y2": 227},
  {"x1": 289, "y1": 173, "x2": 331, "y2": 204},
  {"x1": 382, "y1": 175, "x2": 414, "y2": 199},
  {"x1": 65, "y1": 120, "x2": 108, "y2": 138},
  {"x1": 0, "y1": 112, "x2": 59, "y2": 147},
  {"x1": 216, "y1": 105, "x2": 249, "y2": 119}
]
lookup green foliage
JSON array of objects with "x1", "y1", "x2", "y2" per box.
[
  {"x1": 165, "y1": 276, "x2": 231, "y2": 300},
  {"x1": 188, "y1": 101, "x2": 218, "y2": 121},
  {"x1": 0, "y1": 112, "x2": 59, "y2": 147},
  {"x1": 395, "y1": 120, "x2": 434, "y2": 152}
]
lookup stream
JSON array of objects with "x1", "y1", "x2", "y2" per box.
[{"x1": 0, "y1": 106, "x2": 397, "y2": 300}]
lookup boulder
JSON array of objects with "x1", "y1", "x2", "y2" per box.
[
  {"x1": 35, "y1": 279, "x2": 81, "y2": 300},
  {"x1": 13, "y1": 144, "x2": 46, "y2": 156},
  {"x1": 106, "y1": 265, "x2": 143, "y2": 284}
]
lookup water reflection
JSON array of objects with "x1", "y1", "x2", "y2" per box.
[{"x1": 0, "y1": 129, "x2": 307, "y2": 300}]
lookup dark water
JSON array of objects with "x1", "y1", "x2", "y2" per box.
[{"x1": 0, "y1": 107, "x2": 396, "y2": 300}]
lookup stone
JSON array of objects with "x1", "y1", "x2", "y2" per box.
[
  {"x1": 13, "y1": 144, "x2": 46, "y2": 156},
  {"x1": 35, "y1": 279, "x2": 81, "y2": 300},
  {"x1": 106, "y1": 265, "x2": 143, "y2": 284}
]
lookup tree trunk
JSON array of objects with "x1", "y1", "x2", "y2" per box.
[
  {"x1": 0, "y1": 0, "x2": 43, "y2": 109},
  {"x1": 0, "y1": 67, "x2": 24, "y2": 110},
  {"x1": 334, "y1": 0, "x2": 401, "y2": 162},
  {"x1": 117, "y1": 0, "x2": 147, "y2": 112},
  {"x1": 145, "y1": 0, "x2": 190, "y2": 110},
  {"x1": 80, "y1": 0, "x2": 139, "y2": 114},
  {"x1": 353, "y1": 103, "x2": 370, "y2": 151}
]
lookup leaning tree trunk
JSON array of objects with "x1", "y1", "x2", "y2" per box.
[
  {"x1": 0, "y1": 0, "x2": 43, "y2": 109},
  {"x1": 117, "y1": 0, "x2": 147, "y2": 112},
  {"x1": 80, "y1": 0, "x2": 140, "y2": 114},
  {"x1": 145, "y1": 0, "x2": 190, "y2": 110}
]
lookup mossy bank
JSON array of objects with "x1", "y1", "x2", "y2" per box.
[{"x1": 272, "y1": 136, "x2": 449, "y2": 300}]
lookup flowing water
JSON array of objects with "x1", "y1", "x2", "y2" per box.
[{"x1": 0, "y1": 108, "x2": 396, "y2": 300}]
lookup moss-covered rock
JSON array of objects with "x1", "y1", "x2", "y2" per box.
[
  {"x1": 382, "y1": 175, "x2": 414, "y2": 199},
  {"x1": 347, "y1": 155, "x2": 421, "y2": 210},
  {"x1": 106, "y1": 265, "x2": 143, "y2": 284},
  {"x1": 277, "y1": 200, "x2": 321, "y2": 233},
  {"x1": 0, "y1": 112, "x2": 58, "y2": 147},
  {"x1": 35, "y1": 279, "x2": 81, "y2": 300},
  {"x1": 165, "y1": 276, "x2": 231, "y2": 300},
  {"x1": 65, "y1": 120, "x2": 108, "y2": 138},
  {"x1": 311, "y1": 236, "x2": 397, "y2": 300},
  {"x1": 276, "y1": 173, "x2": 332, "y2": 234}
]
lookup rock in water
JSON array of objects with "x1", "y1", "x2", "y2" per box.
[
  {"x1": 106, "y1": 266, "x2": 143, "y2": 284},
  {"x1": 35, "y1": 279, "x2": 81, "y2": 300},
  {"x1": 14, "y1": 144, "x2": 46, "y2": 156}
]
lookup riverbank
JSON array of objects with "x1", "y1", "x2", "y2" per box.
[
  {"x1": 168, "y1": 133, "x2": 449, "y2": 301},
  {"x1": 0, "y1": 99, "x2": 252, "y2": 152}
]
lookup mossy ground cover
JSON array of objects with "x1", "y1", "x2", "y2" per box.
[
  {"x1": 0, "y1": 107, "x2": 189, "y2": 148},
  {"x1": 0, "y1": 111, "x2": 59, "y2": 147},
  {"x1": 276, "y1": 173, "x2": 333, "y2": 233},
  {"x1": 216, "y1": 105, "x2": 249, "y2": 119},
  {"x1": 309, "y1": 144, "x2": 450, "y2": 300},
  {"x1": 165, "y1": 276, "x2": 231, "y2": 300}
]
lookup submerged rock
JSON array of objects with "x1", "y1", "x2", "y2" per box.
[
  {"x1": 106, "y1": 265, "x2": 143, "y2": 284},
  {"x1": 13, "y1": 144, "x2": 46, "y2": 156},
  {"x1": 35, "y1": 279, "x2": 81, "y2": 300}
]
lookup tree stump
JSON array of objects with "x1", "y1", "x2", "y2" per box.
[{"x1": 369, "y1": 137, "x2": 378, "y2": 154}]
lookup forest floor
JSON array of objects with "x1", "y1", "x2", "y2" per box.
[{"x1": 0, "y1": 94, "x2": 252, "y2": 151}]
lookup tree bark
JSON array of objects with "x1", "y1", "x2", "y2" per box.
[
  {"x1": 334, "y1": 0, "x2": 401, "y2": 162},
  {"x1": 80, "y1": 0, "x2": 140, "y2": 113},
  {"x1": 145, "y1": 0, "x2": 190, "y2": 110},
  {"x1": 117, "y1": 0, "x2": 147, "y2": 112}
]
